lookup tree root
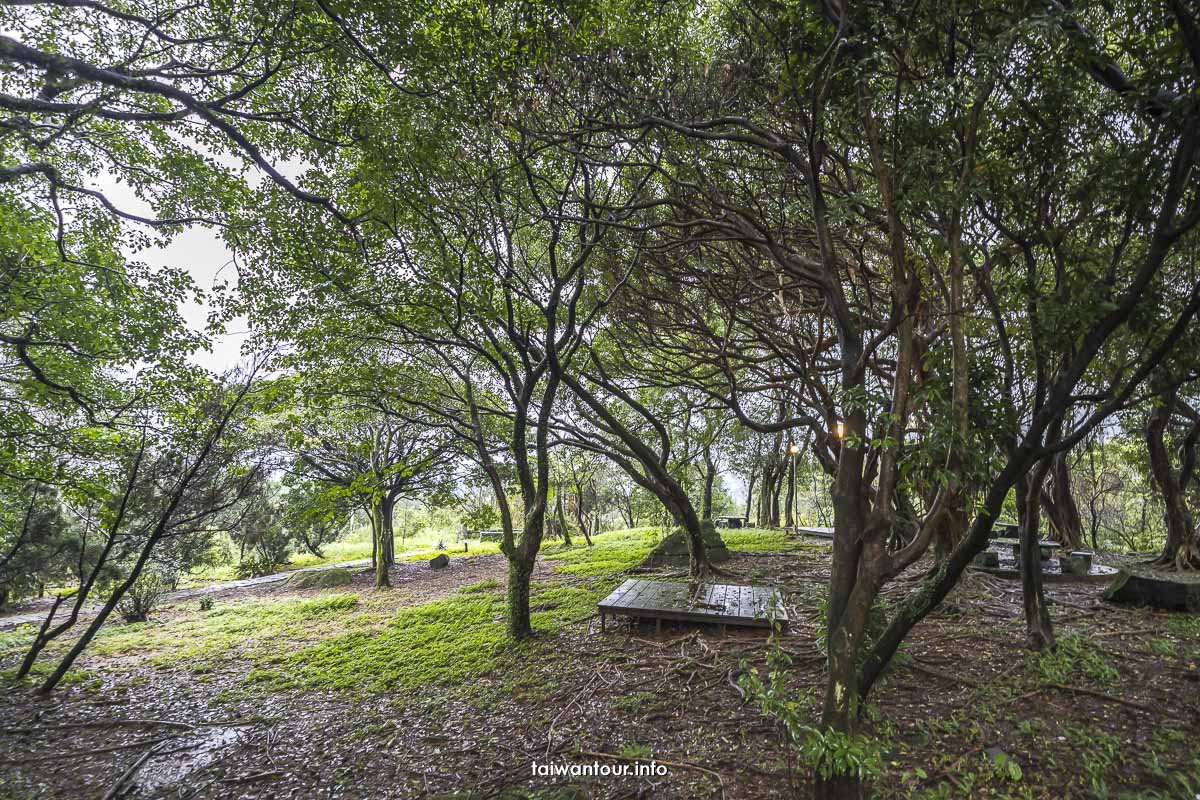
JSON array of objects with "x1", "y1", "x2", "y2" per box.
[{"x1": 1148, "y1": 540, "x2": 1200, "y2": 572}]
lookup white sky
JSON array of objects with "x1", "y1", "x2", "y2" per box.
[
  {"x1": 137, "y1": 225, "x2": 250, "y2": 373},
  {"x1": 97, "y1": 173, "x2": 250, "y2": 374}
]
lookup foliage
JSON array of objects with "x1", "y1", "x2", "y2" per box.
[
  {"x1": 1024, "y1": 634, "x2": 1119, "y2": 686},
  {"x1": 739, "y1": 631, "x2": 884, "y2": 784},
  {"x1": 115, "y1": 571, "x2": 172, "y2": 623}
]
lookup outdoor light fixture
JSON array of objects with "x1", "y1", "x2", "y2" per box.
[
  {"x1": 835, "y1": 420, "x2": 845, "y2": 438},
  {"x1": 788, "y1": 442, "x2": 800, "y2": 456}
]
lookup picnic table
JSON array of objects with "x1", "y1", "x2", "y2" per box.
[
  {"x1": 992, "y1": 537, "x2": 1062, "y2": 561},
  {"x1": 714, "y1": 516, "x2": 746, "y2": 529}
]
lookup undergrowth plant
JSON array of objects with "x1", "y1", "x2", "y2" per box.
[{"x1": 739, "y1": 616, "x2": 884, "y2": 790}]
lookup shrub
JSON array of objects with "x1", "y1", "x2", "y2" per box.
[
  {"x1": 739, "y1": 629, "x2": 884, "y2": 786},
  {"x1": 235, "y1": 552, "x2": 280, "y2": 579},
  {"x1": 117, "y1": 572, "x2": 171, "y2": 623},
  {"x1": 198, "y1": 596, "x2": 214, "y2": 612}
]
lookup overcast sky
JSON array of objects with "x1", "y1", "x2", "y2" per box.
[{"x1": 98, "y1": 174, "x2": 250, "y2": 374}]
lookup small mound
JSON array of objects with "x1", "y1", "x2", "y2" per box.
[
  {"x1": 643, "y1": 522, "x2": 729, "y2": 567},
  {"x1": 284, "y1": 567, "x2": 354, "y2": 589},
  {"x1": 1104, "y1": 564, "x2": 1200, "y2": 611}
]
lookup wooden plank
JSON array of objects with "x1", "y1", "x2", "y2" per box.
[{"x1": 598, "y1": 579, "x2": 788, "y2": 630}]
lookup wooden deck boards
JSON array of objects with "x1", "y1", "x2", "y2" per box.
[{"x1": 597, "y1": 578, "x2": 788, "y2": 631}]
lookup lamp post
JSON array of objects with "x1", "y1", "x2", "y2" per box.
[{"x1": 787, "y1": 441, "x2": 800, "y2": 530}]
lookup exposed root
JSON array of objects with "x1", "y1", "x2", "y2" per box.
[{"x1": 1147, "y1": 540, "x2": 1200, "y2": 572}]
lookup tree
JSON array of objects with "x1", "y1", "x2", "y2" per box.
[
  {"x1": 19, "y1": 364, "x2": 268, "y2": 693},
  {"x1": 283, "y1": 480, "x2": 354, "y2": 560},
  {"x1": 569, "y1": 2, "x2": 1200, "y2": 793},
  {"x1": 286, "y1": 403, "x2": 452, "y2": 588},
  {"x1": 1143, "y1": 369, "x2": 1200, "y2": 569}
]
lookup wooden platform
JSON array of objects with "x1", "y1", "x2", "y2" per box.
[{"x1": 597, "y1": 579, "x2": 788, "y2": 632}]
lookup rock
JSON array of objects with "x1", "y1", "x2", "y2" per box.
[
  {"x1": 973, "y1": 551, "x2": 999, "y2": 568},
  {"x1": 1059, "y1": 551, "x2": 1093, "y2": 576},
  {"x1": 429, "y1": 553, "x2": 450, "y2": 569},
  {"x1": 284, "y1": 567, "x2": 353, "y2": 589},
  {"x1": 1104, "y1": 565, "x2": 1200, "y2": 611},
  {"x1": 642, "y1": 521, "x2": 730, "y2": 568}
]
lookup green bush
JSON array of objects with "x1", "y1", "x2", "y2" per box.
[{"x1": 116, "y1": 571, "x2": 172, "y2": 623}]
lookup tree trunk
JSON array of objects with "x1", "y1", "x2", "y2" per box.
[
  {"x1": 673, "y1": 497, "x2": 710, "y2": 579},
  {"x1": 816, "y1": 416, "x2": 874, "y2": 799},
  {"x1": 702, "y1": 448, "x2": 716, "y2": 521},
  {"x1": 784, "y1": 453, "x2": 796, "y2": 528},
  {"x1": 373, "y1": 501, "x2": 390, "y2": 589},
  {"x1": 1146, "y1": 386, "x2": 1200, "y2": 569},
  {"x1": 769, "y1": 467, "x2": 784, "y2": 527},
  {"x1": 506, "y1": 554, "x2": 534, "y2": 638},
  {"x1": 745, "y1": 465, "x2": 757, "y2": 522},
  {"x1": 381, "y1": 495, "x2": 396, "y2": 566},
  {"x1": 572, "y1": 481, "x2": 593, "y2": 546},
  {"x1": 369, "y1": 503, "x2": 378, "y2": 570},
  {"x1": 1039, "y1": 452, "x2": 1084, "y2": 549},
  {"x1": 555, "y1": 489, "x2": 572, "y2": 546},
  {"x1": 1017, "y1": 464, "x2": 1054, "y2": 650},
  {"x1": 757, "y1": 469, "x2": 772, "y2": 527}
]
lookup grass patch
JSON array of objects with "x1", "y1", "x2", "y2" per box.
[
  {"x1": 249, "y1": 590, "x2": 510, "y2": 693},
  {"x1": 0, "y1": 625, "x2": 34, "y2": 659},
  {"x1": 543, "y1": 528, "x2": 660, "y2": 576},
  {"x1": 395, "y1": 540, "x2": 503, "y2": 563},
  {"x1": 243, "y1": 529, "x2": 665, "y2": 695},
  {"x1": 461, "y1": 579, "x2": 502, "y2": 594},
  {"x1": 721, "y1": 528, "x2": 824, "y2": 552},
  {"x1": 90, "y1": 593, "x2": 363, "y2": 671}
]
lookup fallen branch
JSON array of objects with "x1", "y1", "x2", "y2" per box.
[
  {"x1": 5, "y1": 718, "x2": 263, "y2": 736},
  {"x1": 218, "y1": 770, "x2": 284, "y2": 785},
  {"x1": 102, "y1": 742, "x2": 165, "y2": 800},
  {"x1": 1042, "y1": 683, "x2": 1159, "y2": 715},
  {"x1": 727, "y1": 668, "x2": 747, "y2": 702},
  {"x1": 6, "y1": 719, "x2": 196, "y2": 735}
]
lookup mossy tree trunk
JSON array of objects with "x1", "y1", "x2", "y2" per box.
[
  {"x1": 373, "y1": 500, "x2": 390, "y2": 589},
  {"x1": 555, "y1": 489, "x2": 572, "y2": 546},
  {"x1": 1145, "y1": 379, "x2": 1200, "y2": 570},
  {"x1": 1017, "y1": 461, "x2": 1054, "y2": 650}
]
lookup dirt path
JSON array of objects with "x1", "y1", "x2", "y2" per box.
[{"x1": 0, "y1": 555, "x2": 395, "y2": 632}]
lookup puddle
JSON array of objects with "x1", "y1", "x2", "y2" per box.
[{"x1": 132, "y1": 725, "x2": 247, "y2": 794}]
